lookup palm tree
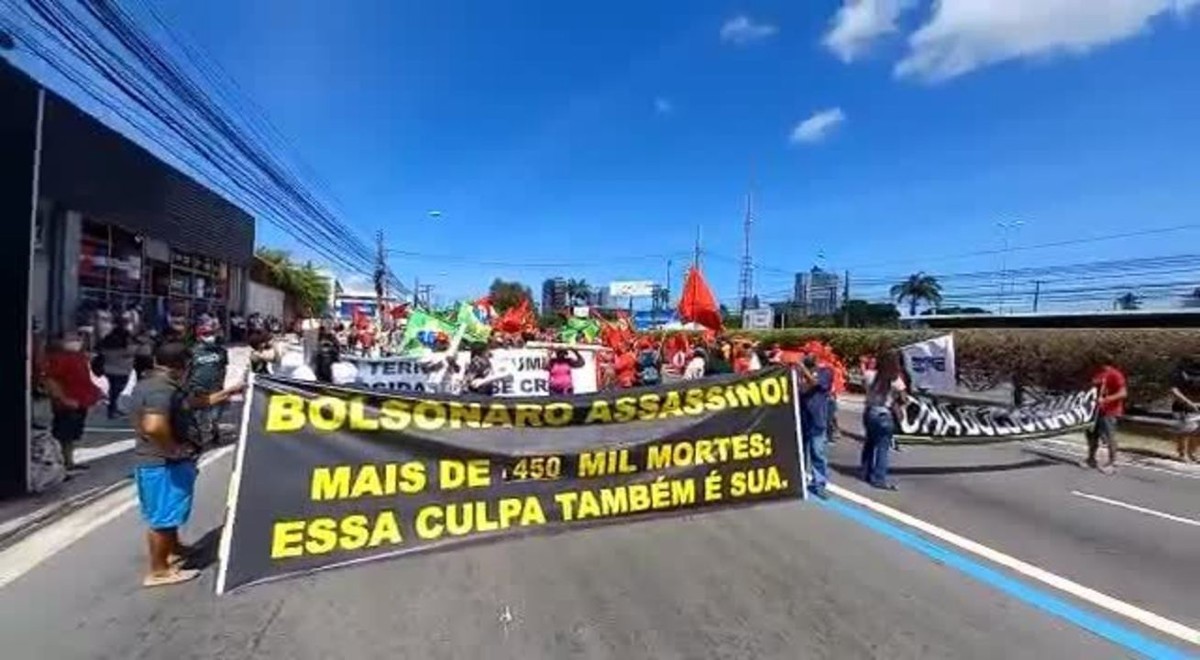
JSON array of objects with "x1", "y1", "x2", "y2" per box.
[
  {"x1": 566, "y1": 278, "x2": 591, "y2": 305},
  {"x1": 890, "y1": 272, "x2": 943, "y2": 316},
  {"x1": 1114, "y1": 291, "x2": 1142, "y2": 311}
]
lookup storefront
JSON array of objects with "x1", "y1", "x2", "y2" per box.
[
  {"x1": 3, "y1": 60, "x2": 254, "y2": 495},
  {"x1": 73, "y1": 217, "x2": 234, "y2": 343}
]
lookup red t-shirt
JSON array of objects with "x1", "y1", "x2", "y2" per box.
[
  {"x1": 44, "y1": 352, "x2": 102, "y2": 410},
  {"x1": 1092, "y1": 365, "x2": 1127, "y2": 417},
  {"x1": 614, "y1": 352, "x2": 637, "y2": 388}
]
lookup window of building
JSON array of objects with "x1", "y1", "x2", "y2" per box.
[{"x1": 76, "y1": 219, "x2": 229, "y2": 340}]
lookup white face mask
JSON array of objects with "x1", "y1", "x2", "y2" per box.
[
  {"x1": 63, "y1": 341, "x2": 83, "y2": 352},
  {"x1": 199, "y1": 335, "x2": 216, "y2": 344}
]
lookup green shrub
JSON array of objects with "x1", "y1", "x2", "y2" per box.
[{"x1": 721, "y1": 327, "x2": 1200, "y2": 408}]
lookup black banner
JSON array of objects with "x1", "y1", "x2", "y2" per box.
[
  {"x1": 896, "y1": 387, "x2": 1099, "y2": 443},
  {"x1": 216, "y1": 368, "x2": 803, "y2": 593}
]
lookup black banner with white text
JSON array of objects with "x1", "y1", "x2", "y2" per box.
[
  {"x1": 896, "y1": 387, "x2": 1099, "y2": 443},
  {"x1": 216, "y1": 368, "x2": 803, "y2": 593}
]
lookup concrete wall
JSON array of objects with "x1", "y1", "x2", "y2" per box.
[{"x1": 247, "y1": 281, "x2": 285, "y2": 319}]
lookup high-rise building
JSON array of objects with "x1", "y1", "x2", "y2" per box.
[
  {"x1": 586, "y1": 287, "x2": 610, "y2": 308},
  {"x1": 541, "y1": 277, "x2": 568, "y2": 313},
  {"x1": 794, "y1": 267, "x2": 841, "y2": 316}
]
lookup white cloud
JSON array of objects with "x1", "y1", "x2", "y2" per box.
[
  {"x1": 720, "y1": 15, "x2": 779, "y2": 45},
  {"x1": 790, "y1": 108, "x2": 847, "y2": 144},
  {"x1": 896, "y1": 0, "x2": 1200, "y2": 82},
  {"x1": 824, "y1": 0, "x2": 917, "y2": 62},
  {"x1": 654, "y1": 97, "x2": 673, "y2": 115}
]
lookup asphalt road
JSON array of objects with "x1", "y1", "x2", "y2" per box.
[
  {"x1": 830, "y1": 400, "x2": 1200, "y2": 632},
  {"x1": 1, "y1": 407, "x2": 1197, "y2": 659}
]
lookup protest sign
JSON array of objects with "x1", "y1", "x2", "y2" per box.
[
  {"x1": 900, "y1": 334, "x2": 957, "y2": 393},
  {"x1": 216, "y1": 368, "x2": 804, "y2": 593},
  {"x1": 342, "y1": 354, "x2": 468, "y2": 393},
  {"x1": 896, "y1": 387, "x2": 1098, "y2": 443},
  {"x1": 489, "y1": 347, "x2": 598, "y2": 396}
]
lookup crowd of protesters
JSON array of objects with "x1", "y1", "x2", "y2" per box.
[{"x1": 30, "y1": 304, "x2": 1200, "y2": 587}]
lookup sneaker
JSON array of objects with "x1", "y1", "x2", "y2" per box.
[
  {"x1": 142, "y1": 568, "x2": 201, "y2": 588},
  {"x1": 869, "y1": 481, "x2": 898, "y2": 491},
  {"x1": 808, "y1": 485, "x2": 829, "y2": 500}
]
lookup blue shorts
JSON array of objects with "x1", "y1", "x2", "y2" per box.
[{"x1": 135, "y1": 462, "x2": 198, "y2": 530}]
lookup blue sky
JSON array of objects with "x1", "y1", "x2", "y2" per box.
[{"x1": 8, "y1": 1, "x2": 1200, "y2": 307}]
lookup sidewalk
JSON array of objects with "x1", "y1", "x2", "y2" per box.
[{"x1": 1, "y1": 347, "x2": 251, "y2": 548}]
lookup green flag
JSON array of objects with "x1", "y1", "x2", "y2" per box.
[
  {"x1": 397, "y1": 309, "x2": 458, "y2": 357},
  {"x1": 456, "y1": 301, "x2": 492, "y2": 344},
  {"x1": 560, "y1": 317, "x2": 600, "y2": 344}
]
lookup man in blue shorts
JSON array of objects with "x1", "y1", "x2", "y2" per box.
[{"x1": 131, "y1": 341, "x2": 244, "y2": 587}]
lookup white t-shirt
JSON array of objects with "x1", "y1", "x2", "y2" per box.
[
  {"x1": 864, "y1": 372, "x2": 906, "y2": 409},
  {"x1": 683, "y1": 357, "x2": 706, "y2": 380}
]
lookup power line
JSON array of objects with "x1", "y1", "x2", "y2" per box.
[{"x1": 2, "y1": 0, "x2": 391, "y2": 285}]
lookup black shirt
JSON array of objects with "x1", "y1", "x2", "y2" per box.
[{"x1": 130, "y1": 369, "x2": 196, "y2": 465}]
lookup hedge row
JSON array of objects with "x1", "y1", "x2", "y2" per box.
[{"x1": 725, "y1": 328, "x2": 1200, "y2": 408}]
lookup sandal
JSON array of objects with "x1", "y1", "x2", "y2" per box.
[{"x1": 142, "y1": 568, "x2": 201, "y2": 588}]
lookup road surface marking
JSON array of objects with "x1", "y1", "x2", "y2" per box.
[
  {"x1": 75, "y1": 439, "x2": 136, "y2": 464},
  {"x1": 827, "y1": 483, "x2": 1200, "y2": 650},
  {"x1": 1071, "y1": 491, "x2": 1200, "y2": 529},
  {"x1": 0, "y1": 445, "x2": 234, "y2": 590},
  {"x1": 1026, "y1": 439, "x2": 1200, "y2": 480}
]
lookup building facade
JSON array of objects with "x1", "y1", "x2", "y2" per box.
[
  {"x1": 542, "y1": 277, "x2": 568, "y2": 313},
  {"x1": 4, "y1": 61, "x2": 255, "y2": 495},
  {"x1": 794, "y1": 267, "x2": 841, "y2": 316}
]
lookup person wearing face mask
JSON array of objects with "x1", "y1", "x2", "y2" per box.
[
  {"x1": 42, "y1": 333, "x2": 103, "y2": 472},
  {"x1": 798, "y1": 353, "x2": 834, "y2": 499},
  {"x1": 131, "y1": 341, "x2": 244, "y2": 587},
  {"x1": 185, "y1": 320, "x2": 228, "y2": 448}
]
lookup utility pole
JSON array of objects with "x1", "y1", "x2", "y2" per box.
[
  {"x1": 1033, "y1": 280, "x2": 1041, "y2": 313},
  {"x1": 665, "y1": 259, "x2": 672, "y2": 310},
  {"x1": 413, "y1": 276, "x2": 420, "y2": 307},
  {"x1": 693, "y1": 225, "x2": 702, "y2": 269},
  {"x1": 737, "y1": 186, "x2": 755, "y2": 315},
  {"x1": 374, "y1": 229, "x2": 386, "y2": 322},
  {"x1": 996, "y1": 220, "x2": 1024, "y2": 314},
  {"x1": 842, "y1": 270, "x2": 851, "y2": 328}
]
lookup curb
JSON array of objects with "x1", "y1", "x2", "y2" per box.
[{"x1": 0, "y1": 477, "x2": 133, "y2": 551}]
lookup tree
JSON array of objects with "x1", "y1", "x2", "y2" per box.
[
  {"x1": 840, "y1": 299, "x2": 901, "y2": 328},
  {"x1": 890, "y1": 272, "x2": 943, "y2": 316},
  {"x1": 566, "y1": 278, "x2": 591, "y2": 305},
  {"x1": 255, "y1": 247, "x2": 330, "y2": 316},
  {"x1": 488, "y1": 278, "x2": 533, "y2": 313},
  {"x1": 1115, "y1": 291, "x2": 1142, "y2": 311}
]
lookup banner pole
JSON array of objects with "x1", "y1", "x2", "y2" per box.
[
  {"x1": 791, "y1": 367, "x2": 808, "y2": 500},
  {"x1": 215, "y1": 373, "x2": 256, "y2": 595}
]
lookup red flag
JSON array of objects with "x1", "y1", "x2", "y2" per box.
[
  {"x1": 351, "y1": 305, "x2": 371, "y2": 330},
  {"x1": 494, "y1": 298, "x2": 534, "y2": 334},
  {"x1": 677, "y1": 266, "x2": 722, "y2": 332},
  {"x1": 389, "y1": 303, "x2": 410, "y2": 320}
]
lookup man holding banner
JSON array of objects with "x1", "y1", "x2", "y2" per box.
[{"x1": 798, "y1": 355, "x2": 833, "y2": 499}]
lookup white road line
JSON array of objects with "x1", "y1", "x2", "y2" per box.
[
  {"x1": 75, "y1": 439, "x2": 136, "y2": 464},
  {"x1": 1071, "y1": 491, "x2": 1200, "y2": 529},
  {"x1": 0, "y1": 445, "x2": 235, "y2": 590},
  {"x1": 1025, "y1": 439, "x2": 1200, "y2": 480},
  {"x1": 827, "y1": 483, "x2": 1200, "y2": 647}
]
